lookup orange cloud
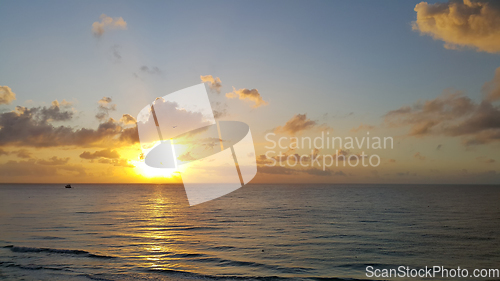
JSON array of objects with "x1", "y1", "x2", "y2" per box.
[
  {"x1": 274, "y1": 114, "x2": 317, "y2": 135},
  {"x1": 350, "y1": 124, "x2": 375, "y2": 133},
  {"x1": 200, "y1": 75, "x2": 222, "y2": 93},
  {"x1": 226, "y1": 87, "x2": 268, "y2": 108},
  {"x1": 413, "y1": 0, "x2": 500, "y2": 53},
  {"x1": 92, "y1": 14, "x2": 127, "y2": 38},
  {"x1": 0, "y1": 86, "x2": 16, "y2": 105}
]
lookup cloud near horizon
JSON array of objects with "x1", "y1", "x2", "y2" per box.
[
  {"x1": 92, "y1": 14, "x2": 127, "y2": 38},
  {"x1": 384, "y1": 90, "x2": 500, "y2": 146},
  {"x1": 0, "y1": 101, "x2": 139, "y2": 148},
  {"x1": 80, "y1": 149, "x2": 120, "y2": 160},
  {"x1": 412, "y1": 0, "x2": 500, "y2": 53}
]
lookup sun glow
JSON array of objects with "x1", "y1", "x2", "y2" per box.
[{"x1": 132, "y1": 160, "x2": 179, "y2": 179}]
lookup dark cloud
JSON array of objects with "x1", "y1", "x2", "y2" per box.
[
  {"x1": 384, "y1": 91, "x2": 500, "y2": 146},
  {"x1": 0, "y1": 104, "x2": 139, "y2": 147},
  {"x1": 140, "y1": 66, "x2": 162, "y2": 75},
  {"x1": 96, "y1": 97, "x2": 116, "y2": 121},
  {"x1": 96, "y1": 158, "x2": 134, "y2": 167},
  {"x1": 80, "y1": 149, "x2": 120, "y2": 160}
]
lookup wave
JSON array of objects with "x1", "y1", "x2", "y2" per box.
[
  {"x1": 0, "y1": 261, "x2": 70, "y2": 272},
  {"x1": 3, "y1": 245, "x2": 115, "y2": 259},
  {"x1": 145, "y1": 268, "x2": 369, "y2": 281}
]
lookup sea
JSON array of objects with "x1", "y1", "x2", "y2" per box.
[{"x1": 0, "y1": 184, "x2": 499, "y2": 280}]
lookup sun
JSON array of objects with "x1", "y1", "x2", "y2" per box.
[{"x1": 132, "y1": 160, "x2": 179, "y2": 180}]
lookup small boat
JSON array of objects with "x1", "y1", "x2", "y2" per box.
[{"x1": 65, "y1": 184, "x2": 72, "y2": 188}]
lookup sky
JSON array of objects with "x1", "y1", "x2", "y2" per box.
[{"x1": 1, "y1": 0, "x2": 500, "y2": 184}]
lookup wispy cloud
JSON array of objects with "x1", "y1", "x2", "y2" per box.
[
  {"x1": 483, "y1": 67, "x2": 500, "y2": 101},
  {"x1": 140, "y1": 66, "x2": 161, "y2": 75},
  {"x1": 273, "y1": 113, "x2": 331, "y2": 135}
]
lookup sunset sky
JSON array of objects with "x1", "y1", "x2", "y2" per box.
[{"x1": 1, "y1": 0, "x2": 500, "y2": 184}]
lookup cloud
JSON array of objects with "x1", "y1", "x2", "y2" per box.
[
  {"x1": 412, "y1": 0, "x2": 500, "y2": 53},
  {"x1": 226, "y1": 87, "x2": 268, "y2": 108},
  {"x1": 0, "y1": 104, "x2": 138, "y2": 148},
  {"x1": 302, "y1": 168, "x2": 334, "y2": 176},
  {"x1": 476, "y1": 156, "x2": 495, "y2": 163},
  {"x1": 177, "y1": 152, "x2": 196, "y2": 162},
  {"x1": 96, "y1": 97, "x2": 116, "y2": 121},
  {"x1": 436, "y1": 144, "x2": 443, "y2": 150},
  {"x1": 37, "y1": 156, "x2": 70, "y2": 165},
  {"x1": 273, "y1": 114, "x2": 318, "y2": 135},
  {"x1": 212, "y1": 102, "x2": 228, "y2": 119},
  {"x1": 80, "y1": 149, "x2": 120, "y2": 160},
  {"x1": 414, "y1": 152, "x2": 426, "y2": 160},
  {"x1": 350, "y1": 124, "x2": 375, "y2": 133},
  {"x1": 258, "y1": 165, "x2": 343, "y2": 177},
  {"x1": 200, "y1": 75, "x2": 222, "y2": 93},
  {"x1": 140, "y1": 66, "x2": 162, "y2": 75},
  {"x1": 0, "y1": 86, "x2": 16, "y2": 105},
  {"x1": 258, "y1": 166, "x2": 298, "y2": 175},
  {"x1": 110, "y1": 45, "x2": 122, "y2": 63},
  {"x1": 92, "y1": 14, "x2": 127, "y2": 38},
  {"x1": 96, "y1": 158, "x2": 134, "y2": 168},
  {"x1": 120, "y1": 114, "x2": 136, "y2": 125},
  {"x1": 14, "y1": 149, "x2": 32, "y2": 159},
  {"x1": 0, "y1": 159, "x2": 86, "y2": 177},
  {"x1": 384, "y1": 90, "x2": 500, "y2": 145},
  {"x1": 483, "y1": 67, "x2": 500, "y2": 101}
]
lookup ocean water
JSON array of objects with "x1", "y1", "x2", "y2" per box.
[{"x1": 0, "y1": 184, "x2": 499, "y2": 280}]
